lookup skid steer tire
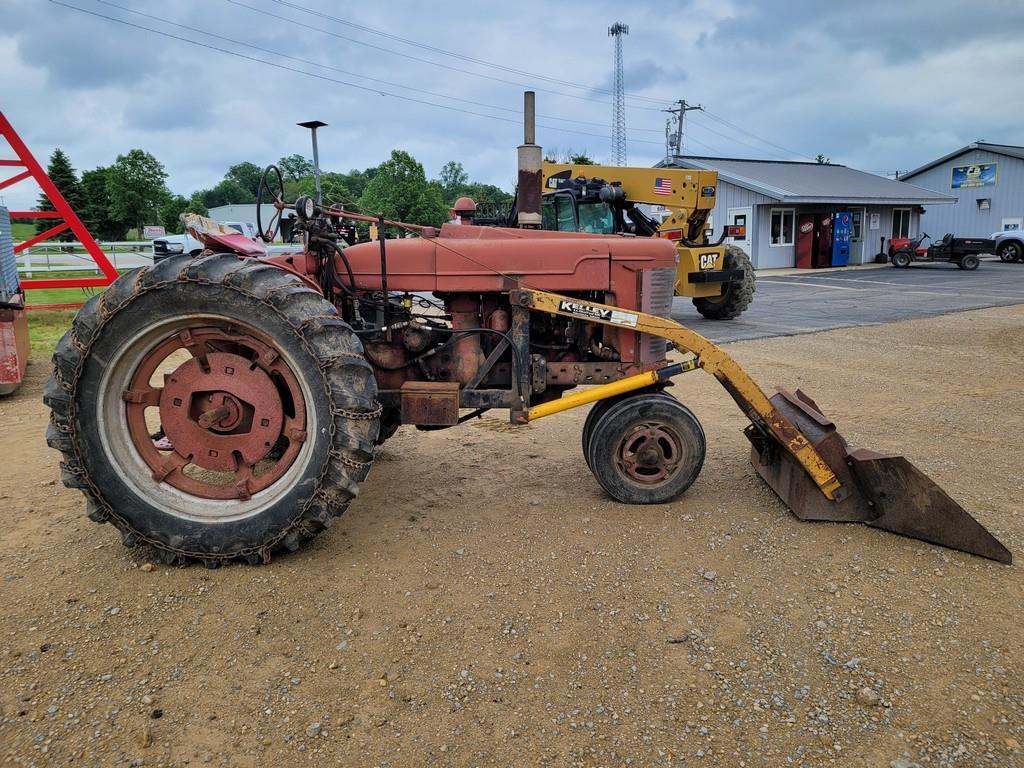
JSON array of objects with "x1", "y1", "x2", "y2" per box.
[
  {"x1": 587, "y1": 393, "x2": 705, "y2": 504},
  {"x1": 43, "y1": 253, "x2": 380, "y2": 566},
  {"x1": 692, "y1": 244, "x2": 755, "y2": 320}
]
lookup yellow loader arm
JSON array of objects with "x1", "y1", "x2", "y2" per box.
[{"x1": 511, "y1": 288, "x2": 1011, "y2": 563}]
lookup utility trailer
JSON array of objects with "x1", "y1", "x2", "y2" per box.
[{"x1": 889, "y1": 232, "x2": 995, "y2": 270}]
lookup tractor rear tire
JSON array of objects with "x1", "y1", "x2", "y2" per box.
[
  {"x1": 43, "y1": 253, "x2": 380, "y2": 566},
  {"x1": 692, "y1": 245, "x2": 755, "y2": 320},
  {"x1": 587, "y1": 393, "x2": 705, "y2": 504},
  {"x1": 959, "y1": 255, "x2": 980, "y2": 270},
  {"x1": 891, "y1": 251, "x2": 912, "y2": 268}
]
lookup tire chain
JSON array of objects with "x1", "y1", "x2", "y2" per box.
[{"x1": 45, "y1": 254, "x2": 381, "y2": 566}]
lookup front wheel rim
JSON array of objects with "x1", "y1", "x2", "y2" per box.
[{"x1": 615, "y1": 421, "x2": 685, "y2": 486}]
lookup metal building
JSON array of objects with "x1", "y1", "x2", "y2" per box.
[
  {"x1": 899, "y1": 142, "x2": 1024, "y2": 237},
  {"x1": 659, "y1": 156, "x2": 952, "y2": 269}
]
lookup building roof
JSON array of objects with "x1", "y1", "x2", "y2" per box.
[
  {"x1": 900, "y1": 141, "x2": 1024, "y2": 180},
  {"x1": 660, "y1": 156, "x2": 955, "y2": 205}
]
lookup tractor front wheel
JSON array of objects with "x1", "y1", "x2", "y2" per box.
[
  {"x1": 692, "y1": 245, "x2": 756, "y2": 320},
  {"x1": 44, "y1": 253, "x2": 380, "y2": 566},
  {"x1": 587, "y1": 393, "x2": 705, "y2": 504}
]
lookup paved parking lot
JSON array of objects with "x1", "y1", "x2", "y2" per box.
[{"x1": 679, "y1": 259, "x2": 1024, "y2": 343}]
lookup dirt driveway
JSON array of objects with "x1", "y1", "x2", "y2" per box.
[{"x1": 1, "y1": 306, "x2": 1022, "y2": 767}]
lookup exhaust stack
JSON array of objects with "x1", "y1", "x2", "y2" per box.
[
  {"x1": 298, "y1": 120, "x2": 327, "y2": 204},
  {"x1": 517, "y1": 91, "x2": 542, "y2": 227}
]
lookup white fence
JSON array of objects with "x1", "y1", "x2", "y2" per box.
[{"x1": 17, "y1": 240, "x2": 153, "y2": 277}]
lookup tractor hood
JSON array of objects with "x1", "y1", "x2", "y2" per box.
[{"x1": 340, "y1": 223, "x2": 678, "y2": 294}]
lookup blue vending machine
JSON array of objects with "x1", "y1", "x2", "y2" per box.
[{"x1": 831, "y1": 211, "x2": 852, "y2": 266}]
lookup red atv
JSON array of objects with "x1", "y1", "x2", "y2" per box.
[{"x1": 889, "y1": 231, "x2": 993, "y2": 270}]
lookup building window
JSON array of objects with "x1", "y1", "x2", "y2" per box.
[
  {"x1": 770, "y1": 208, "x2": 795, "y2": 246},
  {"x1": 892, "y1": 208, "x2": 911, "y2": 239}
]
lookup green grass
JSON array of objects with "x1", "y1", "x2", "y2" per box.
[
  {"x1": 28, "y1": 308, "x2": 76, "y2": 359},
  {"x1": 11, "y1": 222, "x2": 35, "y2": 241},
  {"x1": 19, "y1": 268, "x2": 130, "y2": 307}
]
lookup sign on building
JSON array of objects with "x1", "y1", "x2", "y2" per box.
[{"x1": 951, "y1": 163, "x2": 996, "y2": 189}]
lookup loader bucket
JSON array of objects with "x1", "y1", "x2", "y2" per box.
[{"x1": 745, "y1": 388, "x2": 1011, "y2": 563}]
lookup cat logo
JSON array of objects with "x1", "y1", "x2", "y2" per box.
[{"x1": 699, "y1": 252, "x2": 718, "y2": 270}]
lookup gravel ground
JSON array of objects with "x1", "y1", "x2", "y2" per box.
[{"x1": 1, "y1": 305, "x2": 1022, "y2": 767}]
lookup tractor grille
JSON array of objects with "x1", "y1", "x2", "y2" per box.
[{"x1": 637, "y1": 266, "x2": 675, "y2": 363}]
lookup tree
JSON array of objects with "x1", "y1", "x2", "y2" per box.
[
  {"x1": 79, "y1": 167, "x2": 126, "y2": 241},
  {"x1": 195, "y1": 179, "x2": 251, "y2": 209},
  {"x1": 337, "y1": 167, "x2": 378, "y2": 199},
  {"x1": 815, "y1": 154, "x2": 830, "y2": 164},
  {"x1": 277, "y1": 154, "x2": 314, "y2": 181},
  {"x1": 286, "y1": 172, "x2": 354, "y2": 207},
  {"x1": 462, "y1": 182, "x2": 513, "y2": 208},
  {"x1": 358, "y1": 150, "x2": 449, "y2": 229},
  {"x1": 107, "y1": 149, "x2": 169, "y2": 237},
  {"x1": 543, "y1": 148, "x2": 596, "y2": 165},
  {"x1": 159, "y1": 194, "x2": 208, "y2": 234},
  {"x1": 438, "y1": 160, "x2": 469, "y2": 203},
  {"x1": 224, "y1": 162, "x2": 263, "y2": 199},
  {"x1": 35, "y1": 149, "x2": 81, "y2": 240}
]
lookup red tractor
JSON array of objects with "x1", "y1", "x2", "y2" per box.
[{"x1": 43, "y1": 126, "x2": 1010, "y2": 567}]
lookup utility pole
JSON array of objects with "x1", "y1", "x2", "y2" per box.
[
  {"x1": 608, "y1": 22, "x2": 629, "y2": 166},
  {"x1": 663, "y1": 99, "x2": 703, "y2": 160}
]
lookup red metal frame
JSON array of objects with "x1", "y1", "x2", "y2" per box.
[{"x1": 0, "y1": 111, "x2": 119, "y2": 290}]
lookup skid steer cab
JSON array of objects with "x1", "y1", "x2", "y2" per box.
[
  {"x1": 538, "y1": 163, "x2": 756, "y2": 320},
  {"x1": 43, "y1": 138, "x2": 1009, "y2": 568}
]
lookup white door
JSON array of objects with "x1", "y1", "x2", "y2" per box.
[
  {"x1": 727, "y1": 206, "x2": 753, "y2": 256},
  {"x1": 849, "y1": 208, "x2": 866, "y2": 264}
]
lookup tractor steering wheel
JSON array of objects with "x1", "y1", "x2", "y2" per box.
[{"x1": 256, "y1": 165, "x2": 284, "y2": 243}]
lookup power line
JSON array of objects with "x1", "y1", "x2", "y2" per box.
[
  {"x1": 242, "y1": 1, "x2": 817, "y2": 160},
  {"x1": 698, "y1": 109, "x2": 814, "y2": 160},
  {"x1": 226, "y1": 0, "x2": 670, "y2": 114},
  {"x1": 684, "y1": 115, "x2": 794, "y2": 160},
  {"x1": 93, "y1": 0, "x2": 661, "y2": 135},
  {"x1": 50, "y1": 1, "x2": 669, "y2": 150},
  {"x1": 271, "y1": 0, "x2": 672, "y2": 106}
]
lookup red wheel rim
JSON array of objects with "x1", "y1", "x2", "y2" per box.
[
  {"x1": 616, "y1": 422, "x2": 684, "y2": 485},
  {"x1": 122, "y1": 322, "x2": 307, "y2": 500}
]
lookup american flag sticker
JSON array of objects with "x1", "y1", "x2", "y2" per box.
[{"x1": 654, "y1": 177, "x2": 672, "y2": 196}]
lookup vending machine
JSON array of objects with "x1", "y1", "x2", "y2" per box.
[
  {"x1": 795, "y1": 214, "x2": 816, "y2": 269},
  {"x1": 816, "y1": 213, "x2": 833, "y2": 268},
  {"x1": 831, "y1": 210, "x2": 852, "y2": 267}
]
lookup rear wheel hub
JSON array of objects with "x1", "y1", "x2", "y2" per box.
[{"x1": 121, "y1": 323, "x2": 308, "y2": 502}]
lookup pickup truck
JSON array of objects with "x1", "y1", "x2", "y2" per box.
[{"x1": 152, "y1": 221, "x2": 259, "y2": 261}]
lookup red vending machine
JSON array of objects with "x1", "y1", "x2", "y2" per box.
[
  {"x1": 816, "y1": 213, "x2": 833, "y2": 268},
  {"x1": 795, "y1": 214, "x2": 816, "y2": 269}
]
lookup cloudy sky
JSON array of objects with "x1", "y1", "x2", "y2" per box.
[{"x1": 2, "y1": 0, "x2": 1023, "y2": 210}]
